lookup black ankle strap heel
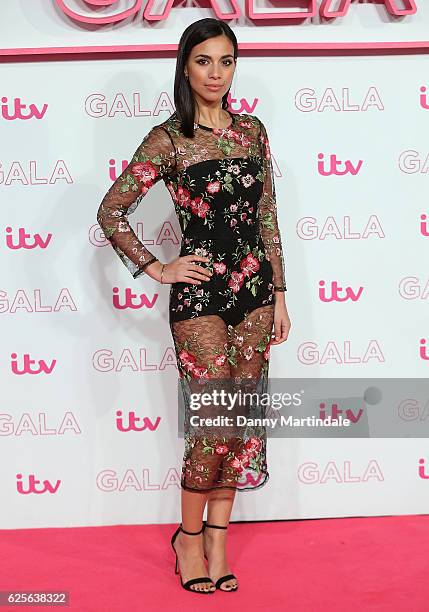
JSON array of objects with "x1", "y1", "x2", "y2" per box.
[
  {"x1": 170, "y1": 523, "x2": 216, "y2": 594},
  {"x1": 202, "y1": 520, "x2": 238, "y2": 592}
]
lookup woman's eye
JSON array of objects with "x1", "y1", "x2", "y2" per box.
[{"x1": 196, "y1": 59, "x2": 233, "y2": 66}]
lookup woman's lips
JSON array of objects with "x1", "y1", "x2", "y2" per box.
[{"x1": 206, "y1": 85, "x2": 223, "y2": 91}]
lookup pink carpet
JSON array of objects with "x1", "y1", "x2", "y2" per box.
[{"x1": 1, "y1": 515, "x2": 428, "y2": 611}]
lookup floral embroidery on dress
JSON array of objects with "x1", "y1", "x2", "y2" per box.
[
  {"x1": 175, "y1": 310, "x2": 272, "y2": 380},
  {"x1": 182, "y1": 434, "x2": 267, "y2": 487},
  {"x1": 97, "y1": 109, "x2": 286, "y2": 492}
]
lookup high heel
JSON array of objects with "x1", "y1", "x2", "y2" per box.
[
  {"x1": 170, "y1": 523, "x2": 216, "y2": 594},
  {"x1": 202, "y1": 520, "x2": 238, "y2": 591}
]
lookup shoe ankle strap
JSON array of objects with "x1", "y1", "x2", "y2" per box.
[
  {"x1": 204, "y1": 521, "x2": 228, "y2": 529},
  {"x1": 180, "y1": 523, "x2": 204, "y2": 536}
]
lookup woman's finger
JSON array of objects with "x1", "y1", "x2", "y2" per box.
[
  {"x1": 181, "y1": 274, "x2": 208, "y2": 285},
  {"x1": 271, "y1": 317, "x2": 289, "y2": 344},
  {"x1": 183, "y1": 254, "x2": 210, "y2": 263},
  {"x1": 184, "y1": 268, "x2": 212, "y2": 281},
  {"x1": 187, "y1": 264, "x2": 212, "y2": 279}
]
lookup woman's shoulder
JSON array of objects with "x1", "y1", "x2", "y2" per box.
[
  {"x1": 234, "y1": 112, "x2": 265, "y2": 135},
  {"x1": 152, "y1": 111, "x2": 181, "y2": 134},
  {"x1": 148, "y1": 111, "x2": 265, "y2": 138}
]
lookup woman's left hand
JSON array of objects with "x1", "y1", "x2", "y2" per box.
[{"x1": 271, "y1": 293, "x2": 291, "y2": 345}]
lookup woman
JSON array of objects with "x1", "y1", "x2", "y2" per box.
[{"x1": 97, "y1": 17, "x2": 291, "y2": 594}]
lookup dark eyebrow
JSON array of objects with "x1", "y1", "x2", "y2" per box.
[{"x1": 194, "y1": 54, "x2": 234, "y2": 59}]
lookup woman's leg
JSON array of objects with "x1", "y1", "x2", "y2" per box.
[
  {"x1": 173, "y1": 489, "x2": 213, "y2": 592},
  {"x1": 171, "y1": 313, "x2": 232, "y2": 592},
  {"x1": 203, "y1": 305, "x2": 275, "y2": 591},
  {"x1": 203, "y1": 487, "x2": 237, "y2": 590}
]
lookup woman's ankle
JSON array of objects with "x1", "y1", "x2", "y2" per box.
[{"x1": 177, "y1": 530, "x2": 203, "y2": 550}]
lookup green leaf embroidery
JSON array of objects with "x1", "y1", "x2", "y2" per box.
[
  {"x1": 227, "y1": 345, "x2": 237, "y2": 366},
  {"x1": 261, "y1": 212, "x2": 275, "y2": 230},
  {"x1": 104, "y1": 226, "x2": 116, "y2": 238}
]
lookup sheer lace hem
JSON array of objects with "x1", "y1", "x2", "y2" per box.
[{"x1": 172, "y1": 306, "x2": 275, "y2": 492}]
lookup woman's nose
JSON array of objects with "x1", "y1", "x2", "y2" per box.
[{"x1": 208, "y1": 67, "x2": 221, "y2": 78}]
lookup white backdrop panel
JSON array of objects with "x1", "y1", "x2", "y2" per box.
[{"x1": 1, "y1": 48, "x2": 428, "y2": 527}]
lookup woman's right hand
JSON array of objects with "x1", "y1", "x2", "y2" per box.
[{"x1": 160, "y1": 254, "x2": 213, "y2": 285}]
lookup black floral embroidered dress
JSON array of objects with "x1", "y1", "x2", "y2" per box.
[{"x1": 97, "y1": 109, "x2": 287, "y2": 492}]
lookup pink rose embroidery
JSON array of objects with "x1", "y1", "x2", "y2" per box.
[
  {"x1": 238, "y1": 121, "x2": 253, "y2": 129},
  {"x1": 207, "y1": 180, "x2": 221, "y2": 194},
  {"x1": 215, "y1": 444, "x2": 229, "y2": 455},
  {"x1": 176, "y1": 185, "x2": 191, "y2": 209},
  {"x1": 244, "y1": 437, "x2": 262, "y2": 457},
  {"x1": 239, "y1": 253, "x2": 260, "y2": 278},
  {"x1": 190, "y1": 196, "x2": 210, "y2": 218},
  {"x1": 179, "y1": 349, "x2": 197, "y2": 372},
  {"x1": 192, "y1": 366, "x2": 210, "y2": 379},
  {"x1": 214, "y1": 354, "x2": 226, "y2": 366},
  {"x1": 228, "y1": 271, "x2": 244, "y2": 293},
  {"x1": 213, "y1": 262, "x2": 227, "y2": 275},
  {"x1": 131, "y1": 160, "x2": 158, "y2": 185},
  {"x1": 263, "y1": 340, "x2": 272, "y2": 361},
  {"x1": 231, "y1": 453, "x2": 250, "y2": 472}
]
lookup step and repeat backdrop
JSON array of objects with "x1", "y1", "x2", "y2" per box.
[{"x1": 1, "y1": 1, "x2": 428, "y2": 528}]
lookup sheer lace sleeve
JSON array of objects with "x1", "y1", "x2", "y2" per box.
[
  {"x1": 257, "y1": 117, "x2": 287, "y2": 292},
  {"x1": 97, "y1": 125, "x2": 176, "y2": 279}
]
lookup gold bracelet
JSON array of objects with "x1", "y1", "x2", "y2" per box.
[{"x1": 160, "y1": 263, "x2": 166, "y2": 284}]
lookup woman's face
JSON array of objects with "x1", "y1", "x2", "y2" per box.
[{"x1": 185, "y1": 34, "x2": 236, "y2": 107}]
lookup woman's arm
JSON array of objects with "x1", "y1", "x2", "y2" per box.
[
  {"x1": 257, "y1": 116, "x2": 287, "y2": 294},
  {"x1": 96, "y1": 125, "x2": 176, "y2": 280},
  {"x1": 257, "y1": 116, "x2": 290, "y2": 344}
]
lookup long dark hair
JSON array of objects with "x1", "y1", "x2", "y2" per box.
[{"x1": 174, "y1": 18, "x2": 238, "y2": 138}]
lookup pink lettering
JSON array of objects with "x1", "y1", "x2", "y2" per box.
[
  {"x1": 297, "y1": 459, "x2": 384, "y2": 484},
  {"x1": 55, "y1": 0, "x2": 417, "y2": 25},
  {"x1": 419, "y1": 86, "x2": 429, "y2": 110},
  {"x1": 418, "y1": 458, "x2": 429, "y2": 479},
  {"x1": 5, "y1": 227, "x2": 52, "y2": 249},
  {"x1": 317, "y1": 153, "x2": 363, "y2": 176},
  {"x1": 112, "y1": 287, "x2": 159, "y2": 310},
  {"x1": 0, "y1": 161, "x2": 73, "y2": 186},
  {"x1": 0, "y1": 289, "x2": 77, "y2": 314},
  {"x1": 11, "y1": 353, "x2": 57, "y2": 375},
  {"x1": 92, "y1": 347, "x2": 178, "y2": 372},
  {"x1": 1, "y1": 97, "x2": 48, "y2": 121},
  {"x1": 296, "y1": 215, "x2": 385, "y2": 240},
  {"x1": 56, "y1": 0, "x2": 143, "y2": 24},
  {"x1": 320, "y1": 0, "x2": 416, "y2": 19},
  {"x1": 109, "y1": 159, "x2": 129, "y2": 181},
  {"x1": 319, "y1": 402, "x2": 364, "y2": 423},
  {"x1": 298, "y1": 340, "x2": 385, "y2": 365},
  {"x1": 319, "y1": 280, "x2": 364, "y2": 302},
  {"x1": 0, "y1": 412, "x2": 81, "y2": 436},
  {"x1": 419, "y1": 338, "x2": 429, "y2": 360},
  {"x1": 16, "y1": 473, "x2": 61, "y2": 494},
  {"x1": 116, "y1": 410, "x2": 161, "y2": 432}
]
